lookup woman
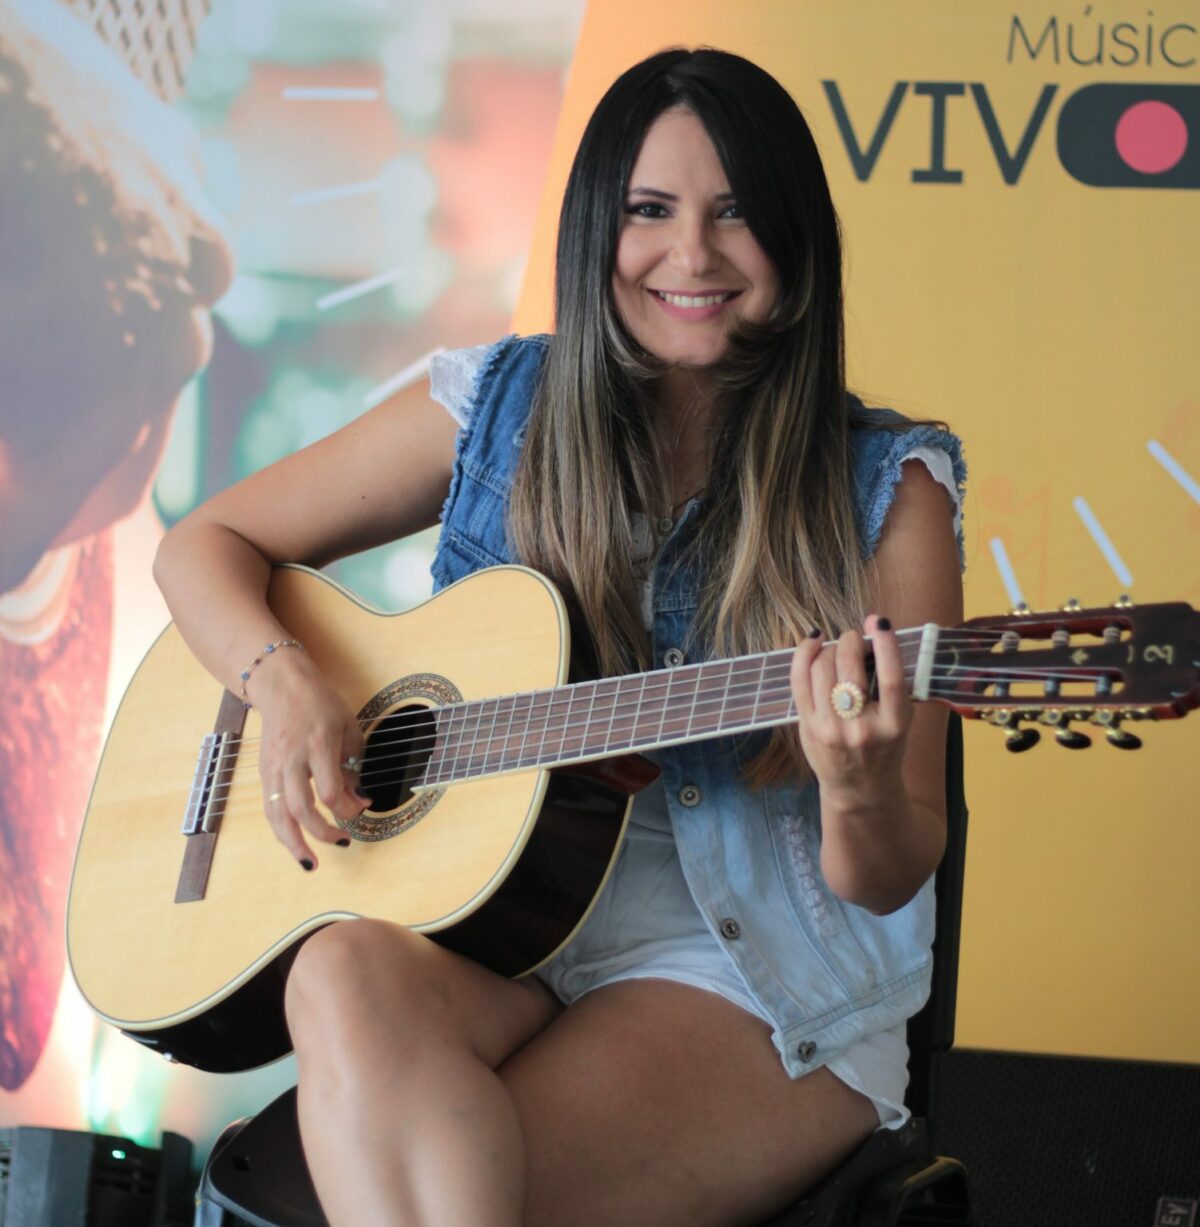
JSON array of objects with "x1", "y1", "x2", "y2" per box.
[{"x1": 154, "y1": 47, "x2": 964, "y2": 1227}]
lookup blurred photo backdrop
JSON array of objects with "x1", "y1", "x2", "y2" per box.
[
  {"x1": 1, "y1": 0, "x2": 1196, "y2": 1159},
  {"x1": 0, "y1": 0, "x2": 585, "y2": 1155}
]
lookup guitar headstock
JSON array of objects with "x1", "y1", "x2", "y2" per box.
[{"x1": 930, "y1": 597, "x2": 1200, "y2": 751}]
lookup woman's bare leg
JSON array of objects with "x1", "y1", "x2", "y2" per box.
[
  {"x1": 502, "y1": 979, "x2": 880, "y2": 1227},
  {"x1": 283, "y1": 919, "x2": 560, "y2": 1227}
]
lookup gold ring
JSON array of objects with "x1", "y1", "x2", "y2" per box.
[
  {"x1": 830, "y1": 681, "x2": 866, "y2": 720},
  {"x1": 268, "y1": 790, "x2": 285, "y2": 803}
]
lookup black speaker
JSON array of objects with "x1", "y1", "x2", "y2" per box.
[
  {"x1": 937, "y1": 1048, "x2": 1200, "y2": 1227},
  {"x1": 0, "y1": 1127, "x2": 193, "y2": 1227}
]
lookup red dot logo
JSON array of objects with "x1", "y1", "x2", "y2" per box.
[
  {"x1": 1114, "y1": 100, "x2": 1189, "y2": 175},
  {"x1": 1058, "y1": 85, "x2": 1199, "y2": 188}
]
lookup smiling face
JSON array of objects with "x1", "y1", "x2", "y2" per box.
[{"x1": 612, "y1": 106, "x2": 779, "y2": 370}]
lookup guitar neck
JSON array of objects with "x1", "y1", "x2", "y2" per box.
[{"x1": 419, "y1": 626, "x2": 938, "y2": 787}]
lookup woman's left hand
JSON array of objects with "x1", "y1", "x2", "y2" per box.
[{"x1": 789, "y1": 614, "x2": 912, "y2": 813}]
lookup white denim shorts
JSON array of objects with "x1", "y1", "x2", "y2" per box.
[{"x1": 534, "y1": 779, "x2": 910, "y2": 1129}]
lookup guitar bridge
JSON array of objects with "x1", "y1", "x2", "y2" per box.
[
  {"x1": 176, "y1": 688, "x2": 246, "y2": 903},
  {"x1": 183, "y1": 731, "x2": 238, "y2": 836}
]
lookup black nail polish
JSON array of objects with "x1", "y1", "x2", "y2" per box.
[
  {"x1": 300, "y1": 858, "x2": 314, "y2": 872},
  {"x1": 336, "y1": 838, "x2": 351, "y2": 848},
  {"x1": 808, "y1": 627, "x2": 823, "y2": 639},
  {"x1": 877, "y1": 616, "x2": 892, "y2": 631}
]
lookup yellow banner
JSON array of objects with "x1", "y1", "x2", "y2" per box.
[{"x1": 516, "y1": 0, "x2": 1200, "y2": 1063}]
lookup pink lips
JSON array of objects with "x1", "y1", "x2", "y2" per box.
[{"x1": 648, "y1": 289, "x2": 741, "y2": 321}]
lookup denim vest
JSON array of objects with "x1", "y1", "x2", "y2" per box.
[{"x1": 431, "y1": 334, "x2": 967, "y2": 1076}]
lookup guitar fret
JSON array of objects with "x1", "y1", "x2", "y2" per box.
[
  {"x1": 423, "y1": 711, "x2": 445, "y2": 786},
  {"x1": 581, "y1": 679, "x2": 599, "y2": 758},
  {"x1": 553, "y1": 686, "x2": 574, "y2": 765},
  {"x1": 499, "y1": 691, "x2": 519, "y2": 772},
  {"x1": 656, "y1": 668, "x2": 673, "y2": 745},
  {"x1": 481, "y1": 696, "x2": 506, "y2": 775},
  {"x1": 597, "y1": 678, "x2": 614, "y2": 755},
  {"x1": 750, "y1": 655, "x2": 766, "y2": 727},
  {"x1": 517, "y1": 690, "x2": 537, "y2": 770},
  {"x1": 535, "y1": 688, "x2": 551, "y2": 768},
  {"x1": 684, "y1": 663, "x2": 700, "y2": 740}
]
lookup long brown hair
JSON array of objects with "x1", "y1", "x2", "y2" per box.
[{"x1": 510, "y1": 49, "x2": 878, "y2": 786}]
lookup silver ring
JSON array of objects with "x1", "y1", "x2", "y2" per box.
[
  {"x1": 830, "y1": 681, "x2": 866, "y2": 720},
  {"x1": 341, "y1": 755, "x2": 361, "y2": 773},
  {"x1": 268, "y1": 790, "x2": 285, "y2": 803}
]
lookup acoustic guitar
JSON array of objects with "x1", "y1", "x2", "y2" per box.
[{"x1": 67, "y1": 565, "x2": 1199, "y2": 1071}]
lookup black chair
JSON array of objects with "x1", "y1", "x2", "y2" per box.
[
  {"x1": 195, "y1": 717, "x2": 972, "y2": 1227},
  {"x1": 762, "y1": 713, "x2": 973, "y2": 1226}
]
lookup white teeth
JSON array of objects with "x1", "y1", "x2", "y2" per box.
[{"x1": 655, "y1": 291, "x2": 733, "y2": 308}]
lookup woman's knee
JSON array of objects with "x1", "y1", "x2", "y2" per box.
[{"x1": 284, "y1": 918, "x2": 428, "y2": 1040}]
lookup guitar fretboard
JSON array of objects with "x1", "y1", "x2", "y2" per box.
[{"x1": 419, "y1": 639, "x2": 918, "y2": 787}]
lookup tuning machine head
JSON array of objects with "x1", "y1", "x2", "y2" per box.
[
  {"x1": 1091, "y1": 710, "x2": 1143, "y2": 750},
  {"x1": 1105, "y1": 728, "x2": 1143, "y2": 750},
  {"x1": 1054, "y1": 727, "x2": 1092, "y2": 749},
  {"x1": 1004, "y1": 725, "x2": 1041, "y2": 752}
]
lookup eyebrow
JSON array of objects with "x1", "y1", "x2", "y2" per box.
[{"x1": 626, "y1": 187, "x2": 736, "y2": 202}]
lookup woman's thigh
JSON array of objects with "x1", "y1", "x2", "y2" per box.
[
  {"x1": 501, "y1": 978, "x2": 879, "y2": 1227},
  {"x1": 285, "y1": 919, "x2": 561, "y2": 1068}
]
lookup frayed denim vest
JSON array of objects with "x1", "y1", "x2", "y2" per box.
[{"x1": 430, "y1": 334, "x2": 966, "y2": 1075}]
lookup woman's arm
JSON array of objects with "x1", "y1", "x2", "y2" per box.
[
  {"x1": 153, "y1": 378, "x2": 459, "y2": 867},
  {"x1": 790, "y1": 459, "x2": 963, "y2": 914}
]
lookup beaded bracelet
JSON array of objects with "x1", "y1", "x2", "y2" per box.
[{"x1": 240, "y1": 639, "x2": 305, "y2": 708}]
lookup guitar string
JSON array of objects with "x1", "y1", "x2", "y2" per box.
[
  {"x1": 214, "y1": 650, "x2": 1123, "y2": 783},
  {"x1": 195, "y1": 668, "x2": 1136, "y2": 823},
  {"x1": 194, "y1": 645, "x2": 1131, "y2": 803},
  {"x1": 202, "y1": 634, "x2": 1131, "y2": 784}
]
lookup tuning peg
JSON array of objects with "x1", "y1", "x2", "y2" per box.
[
  {"x1": 1010, "y1": 602, "x2": 1031, "y2": 617},
  {"x1": 1093, "y1": 710, "x2": 1142, "y2": 749},
  {"x1": 1114, "y1": 594, "x2": 1133, "y2": 609},
  {"x1": 1061, "y1": 597, "x2": 1082, "y2": 613},
  {"x1": 1054, "y1": 727, "x2": 1092, "y2": 749},
  {"x1": 1105, "y1": 728, "x2": 1142, "y2": 750},
  {"x1": 1005, "y1": 726, "x2": 1041, "y2": 752}
]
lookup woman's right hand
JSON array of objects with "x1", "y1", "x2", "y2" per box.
[{"x1": 245, "y1": 649, "x2": 369, "y2": 869}]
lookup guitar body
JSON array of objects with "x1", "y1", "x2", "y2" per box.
[{"x1": 67, "y1": 566, "x2": 648, "y2": 1071}]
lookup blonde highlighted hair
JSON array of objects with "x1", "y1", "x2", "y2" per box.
[{"x1": 510, "y1": 48, "x2": 884, "y2": 786}]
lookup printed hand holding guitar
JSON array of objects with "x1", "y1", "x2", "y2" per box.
[{"x1": 67, "y1": 566, "x2": 1200, "y2": 1072}]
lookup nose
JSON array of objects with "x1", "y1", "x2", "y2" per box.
[{"x1": 668, "y1": 215, "x2": 720, "y2": 278}]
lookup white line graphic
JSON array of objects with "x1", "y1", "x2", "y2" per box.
[
  {"x1": 1147, "y1": 439, "x2": 1200, "y2": 505},
  {"x1": 363, "y1": 347, "x2": 446, "y2": 410},
  {"x1": 282, "y1": 87, "x2": 379, "y2": 102},
  {"x1": 316, "y1": 264, "x2": 407, "y2": 311},
  {"x1": 1072, "y1": 497, "x2": 1133, "y2": 588},
  {"x1": 292, "y1": 180, "x2": 383, "y2": 206},
  {"x1": 988, "y1": 537, "x2": 1025, "y2": 609}
]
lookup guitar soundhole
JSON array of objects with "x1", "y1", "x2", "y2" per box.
[
  {"x1": 360, "y1": 705, "x2": 436, "y2": 813},
  {"x1": 340, "y1": 673, "x2": 460, "y2": 842}
]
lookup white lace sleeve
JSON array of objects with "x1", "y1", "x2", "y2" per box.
[{"x1": 428, "y1": 343, "x2": 492, "y2": 428}]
